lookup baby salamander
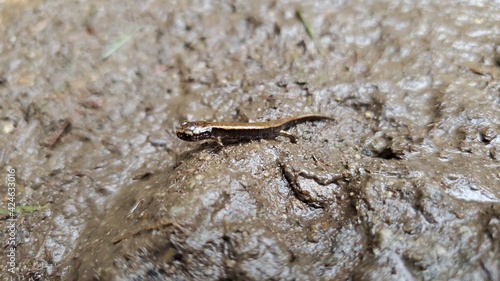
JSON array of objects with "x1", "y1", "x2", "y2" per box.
[{"x1": 175, "y1": 114, "x2": 333, "y2": 146}]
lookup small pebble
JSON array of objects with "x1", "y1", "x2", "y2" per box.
[{"x1": 2, "y1": 121, "x2": 14, "y2": 134}]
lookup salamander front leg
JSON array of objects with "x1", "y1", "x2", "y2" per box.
[
  {"x1": 279, "y1": 130, "x2": 298, "y2": 143},
  {"x1": 215, "y1": 136, "x2": 224, "y2": 147}
]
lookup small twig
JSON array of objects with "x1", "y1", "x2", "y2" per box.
[
  {"x1": 101, "y1": 27, "x2": 140, "y2": 60},
  {"x1": 45, "y1": 119, "x2": 71, "y2": 148},
  {"x1": 295, "y1": 9, "x2": 322, "y2": 55}
]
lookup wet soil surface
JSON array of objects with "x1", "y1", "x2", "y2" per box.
[{"x1": 1, "y1": 0, "x2": 499, "y2": 280}]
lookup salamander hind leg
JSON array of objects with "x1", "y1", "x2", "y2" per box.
[{"x1": 279, "y1": 130, "x2": 298, "y2": 143}]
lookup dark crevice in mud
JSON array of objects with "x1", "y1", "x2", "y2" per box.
[
  {"x1": 375, "y1": 147, "x2": 402, "y2": 160},
  {"x1": 493, "y1": 49, "x2": 500, "y2": 68},
  {"x1": 363, "y1": 147, "x2": 402, "y2": 160},
  {"x1": 479, "y1": 131, "x2": 495, "y2": 145},
  {"x1": 279, "y1": 162, "x2": 324, "y2": 208},
  {"x1": 131, "y1": 172, "x2": 153, "y2": 180}
]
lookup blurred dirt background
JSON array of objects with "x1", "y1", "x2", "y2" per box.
[{"x1": 0, "y1": 0, "x2": 499, "y2": 280}]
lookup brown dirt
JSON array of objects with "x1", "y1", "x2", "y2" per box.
[{"x1": 0, "y1": 0, "x2": 499, "y2": 280}]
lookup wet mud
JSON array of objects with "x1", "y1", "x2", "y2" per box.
[{"x1": 0, "y1": 0, "x2": 499, "y2": 280}]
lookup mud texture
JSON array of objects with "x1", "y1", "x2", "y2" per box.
[{"x1": 0, "y1": 0, "x2": 499, "y2": 280}]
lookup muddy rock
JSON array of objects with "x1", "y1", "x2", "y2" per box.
[{"x1": 0, "y1": 0, "x2": 499, "y2": 280}]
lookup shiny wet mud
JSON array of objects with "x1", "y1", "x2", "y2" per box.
[{"x1": 0, "y1": 1, "x2": 499, "y2": 280}]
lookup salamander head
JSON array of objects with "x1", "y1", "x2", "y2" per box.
[{"x1": 175, "y1": 121, "x2": 213, "y2": 141}]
